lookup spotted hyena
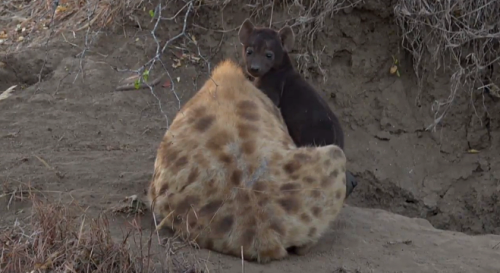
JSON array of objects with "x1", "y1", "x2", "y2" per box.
[
  {"x1": 148, "y1": 59, "x2": 347, "y2": 263},
  {"x1": 238, "y1": 18, "x2": 358, "y2": 198}
]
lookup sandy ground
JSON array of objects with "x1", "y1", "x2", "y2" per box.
[{"x1": 1, "y1": 0, "x2": 500, "y2": 272}]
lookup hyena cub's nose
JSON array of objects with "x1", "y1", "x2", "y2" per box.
[{"x1": 250, "y1": 65, "x2": 260, "y2": 73}]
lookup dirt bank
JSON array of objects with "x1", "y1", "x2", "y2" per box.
[{"x1": 1, "y1": 0, "x2": 499, "y2": 271}]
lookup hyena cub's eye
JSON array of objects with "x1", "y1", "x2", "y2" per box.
[
  {"x1": 265, "y1": 51, "x2": 274, "y2": 59},
  {"x1": 246, "y1": 47, "x2": 254, "y2": 55}
]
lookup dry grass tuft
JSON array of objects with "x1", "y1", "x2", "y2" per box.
[
  {"x1": 0, "y1": 195, "x2": 155, "y2": 273},
  {"x1": 394, "y1": 0, "x2": 500, "y2": 130},
  {"x1": 282, "y1": 0, "x2": 363, "y2": 81}
]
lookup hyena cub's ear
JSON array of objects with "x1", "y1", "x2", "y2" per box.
[
  {"x1": 278, "y1": 25, "x2": 295, "y2": 52},
  {"x1": 238, "y1": 18, "x2": 254, "y2": 45}
]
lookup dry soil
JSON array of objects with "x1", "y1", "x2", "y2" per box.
[{"x1": 1, "y1": 1, "x2": 500, "y2": 272}]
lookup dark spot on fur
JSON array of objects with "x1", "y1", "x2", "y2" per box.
[
  {"x1": 158, "y1": 183, "x2": 169, "y2": 196},
  {"x1": 336, "y1": 189, "x2": 343, "y2": 199},
  {"x1": 258, "y1": 196, "x2": 269, "y2": 207},
  {"x1": 194, "y1": 115, "x2": 215, "y2": 132},
  {"x1": 303, "y1": 176, "x2": 315, "y2": 184},
  {"x1": 246, "y1": 215, "x2": 257, "y2": 226},
  {"x1": 310, "y1": 189, "x2": 321, "y2": 198},
  {"x1": 242, "y1": 140, "x2": 256, "y2": 155},
  {"x1": 192, "y1": 106, "x2": 207, "y2": 116},
  {"x1": 207, "y1": 187, "x2": 217, "y2": 197},
  {"x1": 272, "y1": 152, "x2": 283, "y2": 162},
  {"x1": 237, "y1": 190, "x2": 251, "y2": 203},
  {"x1": 184, "y1": 140, "x2": 199, "y2": 150},
  {"x1": 323, "y1": 159, "x2": 331, "y2": 167},
  {"x1": 237, "y1": 100, "x2": 258, "y2": 111},
  {"x1": 308, "y1": 227, "x2": 317, "y2": 237},
  {"x1": 311, "y1": 206, "x2": 322, "y2": 217},
  {"x1": 187, "y1": 168, "x2": 199, "y2": 186},
  {"x1": 243, "y1": 203, "x2": 253, "y2": 211},
  {"x1": 207, "y1": 179, "x2": 216, "y2": 188},
  {"x1": 283, "y1": 160, "x2": 301, "y2": 174},
  {"x1": 194, "y1": 152, "x2": 209, "y2": 168},
  {"x1": 237, "y1": 123, "x2": 259, "y2": 139},
  {"x1": 175, "y1": 195, "x2": 200, "y2": 215},
  {"x1": 231, "y1": 170, "x2": 243, "y2": 186},
  {"x1": 236, "y1": 100, "x2": 260, "y2": 122},
  {"x1": 215, "y1": 215, "x2": 234, "y2": 234},
  {"x1": 280, "y1": 183, "x2": 300, "y2": 193},
  {"x1": 199, "y1": 200, "x2": 223, "y2": 217},
  {"x1": 321, "y1": 176, "x2": 333, "y2": 188},
  {"x1": 278, "y1": 197, "x2": 301, "y2": 214},
  {"x1": 300, "y1": 213, "x2": 312, "y2": 223},
  {"x1": 253, "y1": 181, "x2": 267, "y2": 192},
  {"x1": 256, "y1": 211, "x2": 270, "y2": 223},
  {"x1": 293, "y1": 153, "x2": 311, "y2": 162},
  {"x1": 175, "y1": 156, "x2": 188, "y2": 168},
  {"x1": 219, "y1": 153, "x2": 233, "y2": 164},
  {"x1": 237, "y1": 111, "x2": 260, "y2": 122},
  {"x1": 164, "y1": 149, "x2": 179, "y2": 166},
  {"x1": 206, "y1": 131, "x2": 232, "y2": 150},
  {"x1": 330, "y1": 169, "x2": 340, "y2": 179},
  {"x1": 342, "y1": 177, "x2": 346, "y2": 185}
]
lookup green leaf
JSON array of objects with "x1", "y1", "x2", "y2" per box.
[
  {"x1": 142, "y1": 70, "x2": 150, "y2": 82},
  {"x1": 134, "y1": 79, "x2": 140, "y2": 89},
  {"x1": 149, "y1": 10, "x2": 155, "y2": 18},
  {"x1": 396, "y1": 70, "x2": 401, "y2": 77}
]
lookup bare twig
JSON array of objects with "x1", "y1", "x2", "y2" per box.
[{"x1": 113, "y1": 0, "x2": 215, "y2": 129}]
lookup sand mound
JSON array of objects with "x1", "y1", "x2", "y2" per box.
[{"x1": 210, "y1": 205, "x2": 500, "y2": 272}]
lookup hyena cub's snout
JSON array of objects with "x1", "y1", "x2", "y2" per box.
[
  {"x1": 245, "y1": 60, "x2": 265, "y2": 77},
  {"x1": 248, "y1": 61, "x2": 261, "y2": 75},
  {"x1": 244, "y1": 46, "x2": 276, "y2": 77}
]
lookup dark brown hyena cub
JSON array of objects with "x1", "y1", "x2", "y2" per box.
[{"x1": 238, "y1": 18, "x2": 358, "y2": 198}]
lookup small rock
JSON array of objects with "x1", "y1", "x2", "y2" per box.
[{"x1": 423, "y1": 193, "x2": 439, "y2": 210}]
